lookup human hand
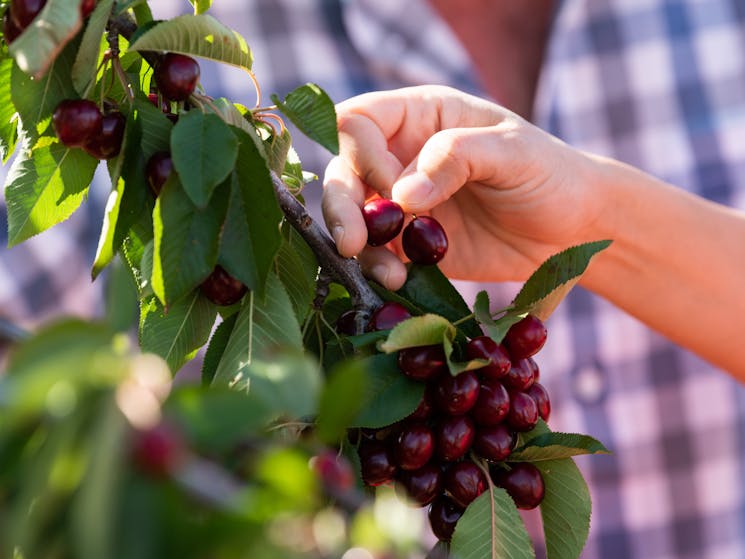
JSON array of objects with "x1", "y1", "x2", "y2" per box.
[{"x1": 322, "y1": 85, "x2": 609, "y2": 290}]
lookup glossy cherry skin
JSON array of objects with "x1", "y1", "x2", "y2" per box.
[
  {"x1": 131, "y1": 422, "x2": 185, "y2": 478},
  {"x1": 394, "y1": 422, "x2": 435, "y2": 471},
  {"x1": 436, "y1": 414, "x2": 475, "y2": 461},
  {"x1": 367, "y1": 301, "x2": 411, "y2": 331},
  {"x1": 504, "y1": 314, "x2": 547, "y2": 359},
  {"x1": 493, "y1": 462, "x2": 545, "y2": 509},
  {"x1": 435, "y1": 370, "x2": 480, "y2": 415},
  {"x1": 84, "y1": 111, "x2": 125, "y2": 160},
  {"x1": 473, "y1": 424, "x2": 516, "y2": 462},
  {"x1": 3, "y1": 10, "x2": 22, "y2": 43},
  {"x1": 154, "y1": 53, "x2": 200, "y2": 102},
  {"x1": 359, "y1": 441, "x2": 397, "y2": 487},
  {"x1": 444, "y1": 460, "x2": 487, "y2": 508},
  {"x1": 52, "y1": 99, "x2": 103, "y2": 148},
  {"x1": 398, "y1": 462, "x2": 442, "y2": 506},
  {"x1": 200, "y1": 266, "x2": 248, "y2": 306},
  {"x1": 470, "y1": 379, "x2": 510, "y2": 426},
  {"x1": 402, "y1": 215, "x2": 448, "y2": 265},
  {"x1": 428, "y1": 496, "x2": 464, "y2": 542},
  {"x1": 502, "y1": 358, "x2": 536, "y2": 392},
  {"x1": 507, "y1": 391, "x2": 539, "y2": 432},
  {"x1": 80, "y1": 0, "x2": 95, "y2": 17},
  {"x1": 398, "y1": 344, "x2": 447, "y2": 381},
  {"x1": 362, "y1": 198, "x2": 404, "y2": 246},
  {"x1": 466, "y1": 336, "x2": 511, "y2": 380},
  {"x1": 525, "y1": 382, "x2": 551, "y2": 422},
  {"x1": 145, "y1": 151, "x2": 173, "y2": 196},
  {"x1": 10, "y1": 0, "x2": 45, "y2": 29}
]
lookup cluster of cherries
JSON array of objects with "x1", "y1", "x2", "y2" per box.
[
  {"x1": 3, "y1": 0, "x2": 96, "y2": 44},
  {"x1": 353, "y1": 301, "x2": 552, "y2": 542}
]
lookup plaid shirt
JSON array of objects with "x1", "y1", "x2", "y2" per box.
[{"x1": 2, "y1": 1, "x2": 744, "y2": 557}]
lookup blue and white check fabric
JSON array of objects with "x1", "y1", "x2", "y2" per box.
[{"x1": 1, "y1": 0, "x2": 744, "y2": 557}]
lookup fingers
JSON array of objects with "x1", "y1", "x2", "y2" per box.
[
  {"x1": 358, "y1": 245, "x2": 408, "y2": 291},
  {"x1": 322, "y1": 156, "x2": 368, "y2": 257}
]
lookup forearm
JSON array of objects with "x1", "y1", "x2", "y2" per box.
[{"x1": 581, "y1": 155, "x2": 745, "y2": 378}]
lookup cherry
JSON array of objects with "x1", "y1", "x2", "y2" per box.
[
  {"x1": 435, "y1": 370, "x2": 480, "y2": 415},
  {"x1": 408, "y1": 385, "x2": 435, "y2": 421},
  {"x1": 367, "y1": 301, "x2": 411, "y2": 331},
  {"x1": 428, "y1": 496, "x2": 464, "y2": 542},
  {"x1": 131, "y1": 422, "x2": 186, "y2": 478},
  {"x1": 3, "y1": 10, "x2": 22, "y2": 44},
  {"x1": 335, "y1": 309, "x2": 359, "y2": 335},
  {"x1": 402, "y1": 215, "x2": 448, "y2": 265},
  {"x1": 312, "y1": 450, "x2": 355, "y2": 493},
  {"x1": 145, "y1": 151, "x2": 173, "y2": 196},
  {"x1": 80, "y1": 0, "x2": 95, "y2": 17},
  {"x1": 525, "y1": 382, "x2": 551, "y2": 422},
  {"x1": 526, "y1": 357, "x2": 540, "y2": 382},
  {"x1": 393, "y1": 422, "x2": 435, "y2": 471},
  {"x1": 466, "y1": 336, "x2": 511, "y2": 380},
  {"x1": 10, "y1": 0, "x2": 45, "y2": 30},
  {"x1": 436, "y1": 414, "x2": 475, "y2": 461},
  {"x1": 398, "y1": 462, "x2": 442, "y2": 506},
  {"x1": 470, "y1": 379, "x2": 510, "y2": 426},
  {"x1": 502, "y1": 358, "x2": 536, "y2": 392},
  {"x1": 506, "y1": 391, "x2": 539, "y2": 432},
  {"x1": 200, "y1": 265, "x2": 247, "y2": 306},
  {"x1": 492, "y1": 462, "x2": 545, "y2": 510},
  {"x1": 398, "y1": 344, "x2": 447, "y2": 381},
  {"x1": 444, "y1": 460, "x2": 487, "y2": 508},
  {"x1": 52, "y1": 99, "x2": 103, "y2": 148},
  {"x1": 362, "y1": 198, "x2": 404, "y2": 246},
  {"x1": 504, "y1": 315, "x2": 547, "y2": 359},
  {"x1": 473, "y1": 424, "x2": 516, "y2": 462},
  {"x1": 84, "y1": 110, "x2": 125, "y2": 160},
  {"x1": 154, "y1": 53, "x2": 201, "y2": 102},
  {"x1": 359, "y1": 440, "x2": 397, "y2": 486},
  {"x1": 148, "y1": 92, "x2": 171, "y2": 113}
]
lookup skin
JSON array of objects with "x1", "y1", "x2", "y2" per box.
[{"x1": 322, "y1": 85, "x2": 745, "y2": 378}]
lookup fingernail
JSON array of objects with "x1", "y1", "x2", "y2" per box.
[
  {"x1": 332, "y1": 225, "x2": 345, "y2": 248},
  {"x1": 371, "y1": 264, "x2": 390, "y2": 287},
  {"x1": 392, "y1": 172, "x2": 434, "y2": 210}
]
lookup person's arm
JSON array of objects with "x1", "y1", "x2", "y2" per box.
[{"x1": 322, "y1": 86, "x2": 745, "y2": 378}]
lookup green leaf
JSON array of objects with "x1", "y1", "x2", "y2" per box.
[
  {"x1": 5, "y1": 139, "x2": 98, "y2": 246},
  {"x1": 275, "y1": 232, "x2": 317, "y2": 323},
  {"x1": 204, "y1": 97, "x2": 253, "y2": 135},
  {"x1": 351, "y1": 353, "x2": 424, "y2": 428},
  {"x1": 450, "y1": 484, "x2": 535, "y2": 559},
  {"x1": 0, "y1": 57, "x2": 19, "y2": 163},
  {"x1": 378, "y1": 314, "x2": 454, "y2": 353},
  {"x1": 187, "y1": 0, "x2": 212, "y2": 14},
  {"x1": 316, "y1": 360, "x2": 368, "y2": 444},
  {"x1": 271, "y1": 83, "x2": 339, "y2": 154},
  {"x1": 71, "y1": 0, "x2": 114, "y2": 95},
  {"x1": 263, "y1": 128, "x2": 292, "y2": 175},
  {"x1": 200, "y1": 314, "x2": 237, "y2": 386},
  {"x1": 472, "y1": 290, "x2": 521, "y2": 343},
  {"x1": 510, "y1": 432, "x2": 611, "y2": 462},
  {"x1": 8, "y1": 0, "x2": 87, "y2": 78},
  {"x1": 128, "y1": 14, "x2": 253, "y2": 72},
  {"x1": 536, "y1": 459, "x2": 592, "y2": 559},
  {"x1": 170, "y1": 111, "x2": 239, "y2": 207},
  {"x1": 511, "y1": 241, "x2": 612, "y2": 320},
  {"x1": 139, "y1": 291, "x2": 217, "y2": 374},
  {"x1": 151, "y1": 176, "x2": 228, "y2": 306},
  {"x1": 104, "y1": 255, "x2": 139, "y2": 333},
  {"x1": 397, "y1": 264, "x2": 482, "y2": 339},
  {"x1": 216, "y1": 174, "x2": 259, "y2": 290},
  {"x1": 442, "y1": 335, "x2": 489, "y2": 376},
  {"x1": 134, "y1": 96, "x2": 173, "y2": 158}
]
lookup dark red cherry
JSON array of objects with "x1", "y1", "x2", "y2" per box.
[
  {"x1": 408, "y1": 385, "x2": 435, "y2": 421},
  {"x1": 147, "y1": 92, "x2": 171, "y2": 113},
  {"x1": 80, "y1": 0, "x2": 95, "y2": 17},
  {"x1": 493, "y1": 462, "x2": 545, "y2": 509},
  {"x1": 507, "y1": 391, "x2": 539, "y2": 432},
  {"x1": 398, "y1": 344, "x2": 447, "y2": 381},
  {"x1": 428, "y1": 496, "x2": 464, "y2": 542},
  {"x1": 444, "y1": 460, "x2": 487, "y2": 508},
  {"x1": 10, "y1": 0, "x2": 45, "y2": 29},
  {"x1": 84, "y1": 110, "x2": 125, "y2": 160},
  {"x1": 402, "y1": 215, "x2": 448, "y2": 265},
  {"x1": 3, "y1": 10, "x2": 22, "y2": 43},
  {"x1": 504, "y1": 315, "x2": 547, "y2": 359},
  {"x1": 200, "y1": 265, "x2": 247, "y2": 306},
  {"x1": 502, "y1": 358, "x2": 536, "y2": 392},
  {"x1": 154, "y1": 53, "x2": 200, "y2": 102},
  {"x1": 436, "y1": 414, "x2": 475, "y2": 461},
  {"x1": 526, "y1": 357, "x2": 540, "y2": 382},
  {"x1": 394, "y1": 422, "x2": 434, "y2": 471},
  {"x1": 52, "y1": 99, "x2": 103, "y2": 148},
  {"x1": 470, "y1": 380, "x2": 510, "y2": 426},
  {"x1": 473, "y1": 424, "x2": 516, "y2": 462},
  {"x1": 313, "y1": 450, "x2": 355, "y2": 493},
  {"x1": 131, "y1": 422, "x2": 186, "y2": 478},
  {"x1": 367, "y1": 301, "x2": 411, "y2": 331},
  {"x1": 525, "y1": 382, "x2": 551, "y2": 422},
  {"x1": 145, "y1": 151, "x2": 173, "y2": 196},
  {"x1": 435, "y1": 371, "x2": 480, "y2": 415},
  {"x1": 398, "y1": 462, "x2": 442, "y2": 506},
  {"x1": 362, "y1": 198, "x2": 404, "y2": 246},
  {"x1": 359, "y1": 440, "x2": 397, "y2": 486},
  {"x1": 466, "y1": 336, "x2": 511, "y2": 380}
]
